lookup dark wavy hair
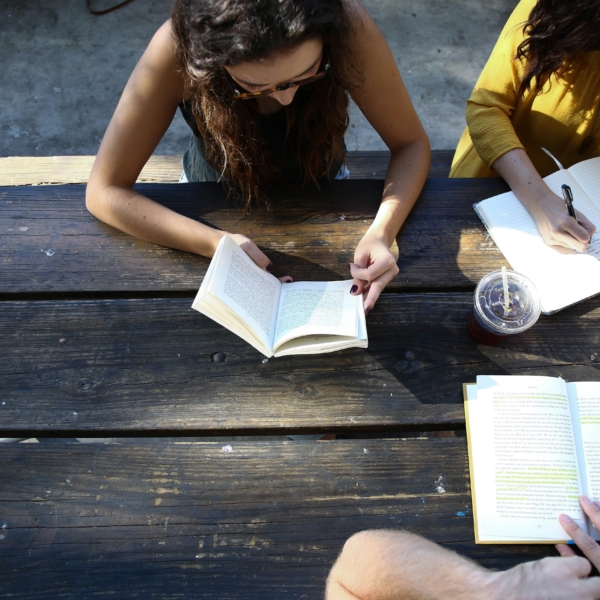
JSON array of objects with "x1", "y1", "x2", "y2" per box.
[
  {"x1": 516, "y1": 0, "x2": 600, "y2": 98},
  {"x1": 171, "y1": 0, "x2": 363, "y2": 207}
]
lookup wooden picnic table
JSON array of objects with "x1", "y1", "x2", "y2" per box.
[{"x1": 1, "y1": 152, "x2": 599, "y2": 598}]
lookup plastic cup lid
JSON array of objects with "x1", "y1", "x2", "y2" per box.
[{"x1": 474, "y1": 270, "x2": 541, "y2": 334}]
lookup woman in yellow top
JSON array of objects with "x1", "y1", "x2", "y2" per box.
[{"x1": 450, "y1": 0, "x2": 599, "y2": 251}]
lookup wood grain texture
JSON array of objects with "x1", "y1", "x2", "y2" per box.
[
  {"x1": 0, "y1": 178, "x2": 509, "y2": 295},
  {"x1": 0, "y1": 155, "x2": 182, "y2": 186},
  {"x1": 2, "y1": 293, "x2": 599, "y2": 436},
  {"x1": 0, "y1": 439, "x2": 556, "y2": 599},
  {"x1": 0, "y1": 151, "x2": 453, "y2": 186}
]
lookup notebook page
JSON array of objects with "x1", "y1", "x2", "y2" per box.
[
  {"x1": 477, "y1": 187, "x2": 600, "y2": 312},
  {"x1": 566, "y1": 156, "x2": 600, "y2": 213},
  {"x1": 471, "y1": 375, "x2": 586, "y2": 541}
]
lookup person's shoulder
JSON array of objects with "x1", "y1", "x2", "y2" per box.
[
  {"x1": 503, "y1": 0, "x2": 536, "y2": 38},
  {"x1": 147, "y1": 20, "x2": 178, "y2": 58}
]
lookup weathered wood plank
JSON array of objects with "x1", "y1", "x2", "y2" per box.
[
  {"x1": 2, "y1": 293, "x2": 599, "y2": 436},
  {"x1": 0, "y1": 155, "x2": 183, "y2": 186},
  {"x1": 0, "y1": 439, "x2": 556, "y2": 599},
  {"x1": 0, "y1": 151, "x2": 454, "y2": 186},
  {"x1": 0, "y1": 178, "x2": 508, "y2": 295}
]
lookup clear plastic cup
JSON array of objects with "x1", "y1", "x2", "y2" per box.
[{"x1": 468, "y1": 270, "x2": 541, "y2": 345}]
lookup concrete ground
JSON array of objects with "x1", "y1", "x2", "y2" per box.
[{"x1": 0, "y1": 0, "x2": 518, "y2": 157}]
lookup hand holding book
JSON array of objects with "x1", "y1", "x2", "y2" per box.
[{"x1": 557, "y1": 495, "x2": 600, "y2": 569}]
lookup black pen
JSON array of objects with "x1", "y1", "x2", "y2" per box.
[{"x1": 561, "y1": 184, "x2": 578, "y2": 220}]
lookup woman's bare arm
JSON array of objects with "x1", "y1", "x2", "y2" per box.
[
  {"x1": 346, "y1": 1, "x2": 430, "y2": 311},
  {"x1": 86, "y1": 22, "x2": 273, "y2": 265}
]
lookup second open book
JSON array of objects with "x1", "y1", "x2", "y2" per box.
[
  {"x1": 474, "y1": 156, "x2": 600, "y2": 314},
  {"x1": 192, "y1": 234, "x2": 367, "y2": 358},
  {"x1": 465, "y1": 375, "x2": 600, "y2": 544}
]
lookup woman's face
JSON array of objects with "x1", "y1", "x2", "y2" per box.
[{"x1": 225, "y1": 38, "x2": 323, "y2": 106}]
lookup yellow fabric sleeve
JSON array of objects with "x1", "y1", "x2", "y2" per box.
[{"x1": 452, "y1": 0, "x2": 535, "y2": 175}]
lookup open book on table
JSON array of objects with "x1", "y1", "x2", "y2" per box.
[
  {"x1": 192, "y1": 234, "x2": 367, "y2": 358},
  {"x1": 474, "y1": 155, "x2": 600, "y2": 314},
  {"x1": 465, "y1": 375, "x2": 600, "y2": 544}
]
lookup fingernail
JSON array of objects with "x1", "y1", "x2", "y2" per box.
[
  {"x1": 266, "y1": 262, "x2": 274, "y2": 273},
  {"x1": 559, "y1": 514, "x2": 572, "y2": 523},
  {"x1": 365, "y1": 306, "x2": 371, "y2": 316},
  {"x1": 594, "y1": 500, "x2": 600, "y2": 509},
  {"x1": 581, "y1": 494, "x2": 592, "y2": 504},
  {"x1": 350, "y1": 285, "x2": 358, "y2": 294},
  {"x1": 347, "y1": 263, "x2": 352, "y2": 270}
]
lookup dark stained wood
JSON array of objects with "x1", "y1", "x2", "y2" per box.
[
  {"x1": 0, "y1": 150, "x2": 453, "y2": 186},
  {"x1": 2, "y1": 293, "x2": 599, "y2": 437},
  {"x1": 344, "y1": 149, "x2": 454, "y2": 178},
  {"x1": 0, "y1": 439, "x2": 556, "y2": 599},
  {"x1": 0, "y1": 178, "x2": 508, "y2": 295}
]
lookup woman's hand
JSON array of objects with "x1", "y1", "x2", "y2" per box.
[
  {"x1": 349, "y1": 231, "x2": 399, "y2": 315},
  {"x1": 556, "y1": 495, "x2": 600, "y2": 568},
  {"x1": 229, "y1": 233, "x2": 292, "y2": 282},
  {"x1": 527, "y1": 192, "x2": 596, "y2": 252},
  {"x1": 493, "y1": 149, "x2": 596, "y2": 252}
]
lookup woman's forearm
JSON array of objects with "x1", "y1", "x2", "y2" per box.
[
  {"x1": 86, "y1": 183, "x2": 225, "y2": 257},
  {"x1": 492, "y1": 148, "x2": 551, "y2": 217},
  {"x1": 368, "y1": 138, "x2": 430, "y2": 246}
]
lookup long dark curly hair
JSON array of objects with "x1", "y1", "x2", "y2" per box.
[
  {"x1": 171, "y1": 0, "x2": 363, "y2": 206},
  {"x1": 516, "y1": 0, "x2": 600, "y2": 98}
]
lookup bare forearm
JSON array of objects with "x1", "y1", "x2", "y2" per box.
[
  {"x1": 369, "y1": 139, "x2": 430, "y2": 246},
  {"x1": 326, "y1": 530, "x2": 494, "y2": 600},
  {"x1": 492, "y1": 149, "x2": 550, "y2": 218},
  {"x1": 86, "y1": 184, "x2": 224, "y2": 257}
]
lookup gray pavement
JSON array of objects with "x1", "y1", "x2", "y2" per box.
[{"x1": 0, "y1": 0, "x2": 518, "y2": 157}]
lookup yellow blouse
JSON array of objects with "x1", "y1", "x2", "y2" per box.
[{"x1": 450, "y1": 0, "x2": 600, "y2": 179}]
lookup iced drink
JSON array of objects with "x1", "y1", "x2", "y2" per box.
[{"x1": 468, "y1": 270, "x2": 541, "y2": 345}]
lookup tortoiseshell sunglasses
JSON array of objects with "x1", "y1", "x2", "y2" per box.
[{"x1": 232, "y1": 63, "x2": 330, "y2": 100}]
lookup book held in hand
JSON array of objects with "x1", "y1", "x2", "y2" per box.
[
  {"x1": 465, "y1": 375, "x2": 600, "y2": 544},
  {"x1": 474, "y1": 156, "x2": 600, "y2": 314},
  {"x1": 192, "y1": 234, "x2": 367, "y2": 358}
]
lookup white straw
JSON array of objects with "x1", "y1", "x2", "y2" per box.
[{"x1": 502, "y1": 266, "x2": 509, "y2": 310}]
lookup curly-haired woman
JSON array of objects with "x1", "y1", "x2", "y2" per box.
[
  {"x1": 450, "y1": 0, "x2": 599, "y2": 252},
  {"x1": 86, "y1": 0, "x2": 430, "y2": 313}
]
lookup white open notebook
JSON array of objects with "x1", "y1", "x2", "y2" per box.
[
  {"x1": 474, "y1": 156, "x2": 600, "y2": 313},
  {"x1": 465, "y1": 375, "x2": 600, "y2": 544},
  {"x1": 192, "y1": 234, "x2": 367, "y2": 358}
]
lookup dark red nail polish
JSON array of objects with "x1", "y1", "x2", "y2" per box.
[
  {"x1": 266, "y1": 262, "x2": 274, "y2": 273},
  {"x1": 350, "y1": 285, "x2": 358, "y2": 294},
  {"x1": 365, "y1": 306, "x2": 371, "y2": 316},
  {"x1": 348, "y1": 263, "x2": 352, "y2": 270}
]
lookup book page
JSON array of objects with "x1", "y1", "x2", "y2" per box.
[
  {"x1": 272, "y1": 280, "x2": 359, "y2": 350},
  {"x1": 192, "y1": 235, "x2": 281, "y2": 353},
  {"x1": 469, "y1": 375, "x2": 586, "y2": 542},
  {"x1": 476, "y1": 176, "x2": 600, "y2": 312},
  {"x1": 274, "y1": 295, "x2": 367, "y2": 357},
  {"x1": 568, "y1": 382, "x2": 600, "y2": 540}
]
